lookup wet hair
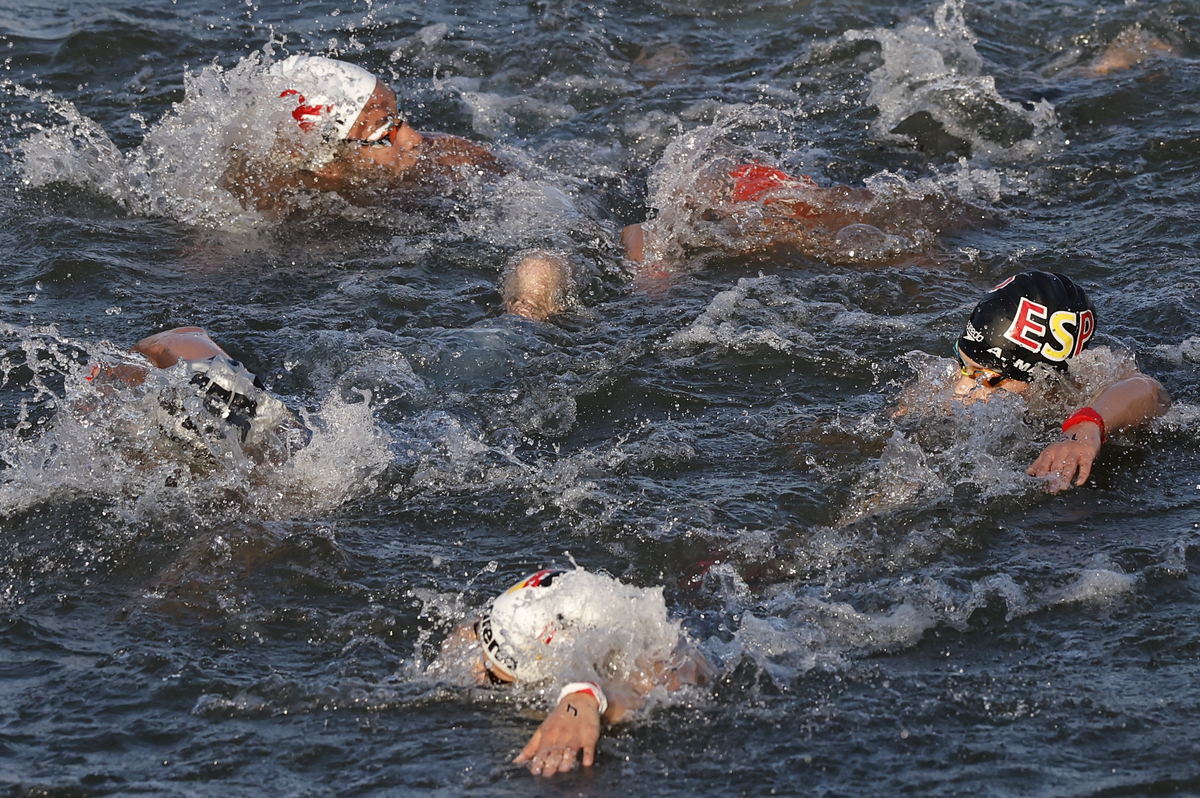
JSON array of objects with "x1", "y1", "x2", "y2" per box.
[{"x1": 956, "y1": 271, "x2": 1096, "y2": 382}]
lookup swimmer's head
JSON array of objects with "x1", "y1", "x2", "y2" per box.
[
  {"x1": 270, "y1": 55, "x2": 380, "y2": 140},
  {"x1": 476, "y1": 569, "x2": 577, "y2": 682},
  {"x1": 956, "y1": 271, "x2": 1096, "y2": 384}
]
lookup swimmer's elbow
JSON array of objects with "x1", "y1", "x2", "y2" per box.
[
  {"x1": 1132, "y1": 372, "x2": 1172, "y2": 413},
  {"x1": 1150, "y1": 376, "x2": 1172, "y2": 415},
  {"x1": 1123, "y1": 373, "x2": 1171, "y2": 423}
]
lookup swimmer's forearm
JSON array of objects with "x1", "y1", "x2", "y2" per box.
[
  {"x1": 1028, "y1": 374, "x2": 1170, "y2": 492},
  {"x1": 596, "y1": 680, "x2": 643, "y2": 724},
  {"x1": 621, "y1": 224, "x2": 645, "y2": 262},
  {"x1": 1090, "y1": 374, "x2": 1171, "y2": 434}
]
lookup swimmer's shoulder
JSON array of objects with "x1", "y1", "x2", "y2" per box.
[{"x1": 418, "y1": 132, "x2": 508, "y2": 178}]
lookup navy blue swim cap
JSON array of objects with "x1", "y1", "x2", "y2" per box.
[{"x1": 956, "y1": 272, "x2": 1096, "y2": 382}]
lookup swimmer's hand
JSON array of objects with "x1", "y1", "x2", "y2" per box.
[
  {"x1": 1026, "y1": 422, "x2": 1103, "y2": 493},
  {"x1": 513, "y1": 691, "x2": 601, "y2": 777}
]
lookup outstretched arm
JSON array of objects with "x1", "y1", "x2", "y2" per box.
[
  {"x1": 219, "y1": 153, "x2": 305, "y2": 218},
  {"x1": 513, "y1": 690, "x2": 602, "y2": 777},
  {"x1": 1027, "y1": 373, "x2": 1171, "y2": 492},
  {"x1": 512, "y1": 680, "x2": 643, "y2": 778},
  {"x1": 87, "y1": 327, "x2": 228, "y2": 389},
  {"x1": 512, "y1": 642, "x2": 714, "y2": 777}
]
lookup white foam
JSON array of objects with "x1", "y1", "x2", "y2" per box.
[
  {"x1": 1053, "y1": 567, "x2": 1137, "y2": 606},
  {"x1": 665, "y1": 274, "x2": 912, "y2": 359},
  {"x1": 7, "y1": 83, "x2": 137, "y2": 207}
]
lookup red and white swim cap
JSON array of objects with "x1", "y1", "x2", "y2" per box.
[
  {"x1": 477, "y1": 569, "x2": 571, "y2": 681},
  {"x1": 270, "y1": 55, "x2": 379, "y2": 140}
]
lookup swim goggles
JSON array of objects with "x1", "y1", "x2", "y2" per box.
[
  {"x1": 350, "y1": 101, "x2": 406, "y2": 148},
  {"x1": 954, "y1": 341, "x2": 1005, "y2": 388}
]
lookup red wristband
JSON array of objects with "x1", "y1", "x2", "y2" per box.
[{"x1": 1062, "y1": 407, "x2": 1107, "y2": 443}]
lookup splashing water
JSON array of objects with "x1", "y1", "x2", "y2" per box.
[
  {"x1": 0, "y1": 325, "x2": 393, "y2": 524},
  {"x1": 12, "y1": 50, "x2": 380, "y2": 229},
  {"x1": 417, "y1": 568, "x2": 699, "y2": 703},
  {"x1": 6, "y1": 83, "x2": 137, "y2": 207},
  {"x1": 846, "y1": 0, "x2": 1062, "y2": 164},
  {"x1": 637, "y1": 107, "x2": 993, "y2": 269}
]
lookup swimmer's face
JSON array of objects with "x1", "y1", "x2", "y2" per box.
[
  {"x1": 472, "y1": 651, "x2": 516, "y2": 686},
  {"x1": 953, "y1": 349, "x2": 1027, "y2": 405},
  {"x1": 317, "y1": 80, "x2": 424, "y2": 184},
  {"x1": 445, "y1": 621, "x2": 516, "y2": 686}
]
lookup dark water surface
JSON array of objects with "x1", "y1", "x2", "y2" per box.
[{"x1": 2, "y1": 0, "x2": 1199, "y2": 795}]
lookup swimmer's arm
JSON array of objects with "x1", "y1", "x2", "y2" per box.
[
  {"x1": 1027, "y1": 373, "x2": 1171, "y2": 492},
  {"x1": 512, "y1": 679, "x2": 643, "y2": 777},
  {"x1": 621, "y1": 224, "x2": 645, "y2": 262},
  {"x1": 513, "y1": 688, "x2": 603, "y2": 777},
  {"x1": 420, "y1": 133, "x2": 507, "y2": 177},
  {"x1": 512, "y1": 642, "x2": 713, "y2": 777},
  {"x1": 1092, "y1": 373, "x2": 1172, "y2": 434},
  {"x1": 219, "y1": 154, "x2": 303, "y2": 218},
  {"x1": 86, "y1": 327, "x2": 228, "y2": 390},
  {"x1": 132, "y1": 327, "x2": 229, "y2": 370}
]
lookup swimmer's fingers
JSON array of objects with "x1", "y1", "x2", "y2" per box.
[
  {"x1": 1027, "y1": 437, "x2": 1100, "y2": 493},
  {"x1": 514, "y1": 737, "x2": 571, "y2": 778},
  {"x1": 517, "y1": 742, "x2": 579, "y2": 777},
  {"x1": 514, "y1": 693, "x2": 600, "y2": 777},
  {"x1": 513, "y1": 730, "x2": 542, "y2": 766}
]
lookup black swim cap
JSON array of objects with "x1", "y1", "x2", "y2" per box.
[{"x1": 956, "y1": 272, "x2": 1096, "y2": 382}]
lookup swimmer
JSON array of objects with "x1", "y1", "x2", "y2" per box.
[
  {"x1": 431, "y1": 568, "x2": 714, "y2": 778},
  {"x1": 621, "y1": 158, "x2": 984, "y2": 269},
  {"x1": 89, "y1": 326, "x2": 310, "y2": 465},
  {"x1": 221, "y1": 55, "x2": 505, "y2": 216},
  {"x1": 220, "y1": 56, "x2": 577, "y2": 322},
  {"x1": 1073, "y1": 25, "x2": 1177, "y2": 78},
  {"x1": 949, "y1": 272, "x2": 1170, "y2": 493},
  {"x1": 500, "y1": 249, "x2": 576, "y2": 322}
]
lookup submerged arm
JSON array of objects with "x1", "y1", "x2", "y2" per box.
[{"x1": 1027, "y1": 373, "x2": 1171, "y2": 492}]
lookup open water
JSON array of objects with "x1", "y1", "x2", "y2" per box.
[{"x1": 1, "y1": 0, "x2": 1199, "y2": 795}]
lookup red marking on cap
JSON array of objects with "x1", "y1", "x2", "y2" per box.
[
  {"x1": 1074, "y1": 308, "x2": 1095, "y2": 356},
  {"x1": 281, "y1": 89, "x2": 333, "y2": 132},
  {"x1": 730, "y1": 162, "x2": 817, "y2": 203},
  {"x1": 990, "y1": 275, "x2": 1017, "y2": 293},
  {"x1": 1004, "y1": 297, "x2": 1049, "y2": 353},
  {"x1": 520, "y1": 569, "x2": 558, "y2": 589}
]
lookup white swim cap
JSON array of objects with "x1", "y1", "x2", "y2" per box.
[
  {"x1": 478, "y1": 569, "x2": 597, "y2": 682},
  {"x1": 270, "y1": 55, "x2": 379, "y2": 140}
]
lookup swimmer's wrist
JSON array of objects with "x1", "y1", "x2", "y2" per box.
[
  {"x1": 1062, "y1": 407, "x2": 1107, "y2": 443},
  {"x1": 558, "y1": 681, "x2": 607, "y2": 715}
]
